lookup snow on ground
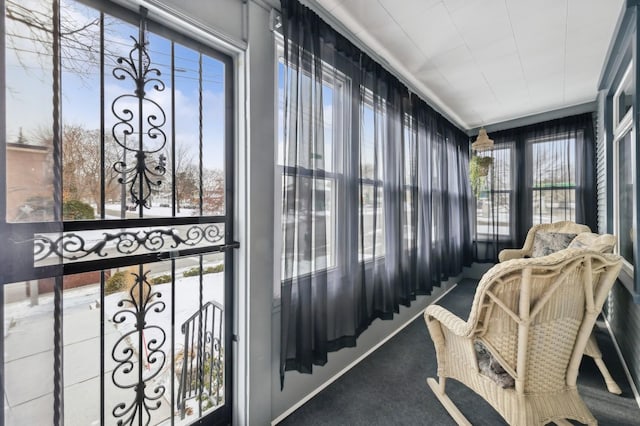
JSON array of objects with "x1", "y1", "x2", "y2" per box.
[
  {"x1": 3, "y1": 268, "x2": 225, "y2": 425},
  {"x1": 103, "y1": 272, "x2": 225, "y2": 362}
]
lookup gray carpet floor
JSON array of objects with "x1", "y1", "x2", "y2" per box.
[{"x1": 278, "y1": 279, "x2": 640, "y2": 425}]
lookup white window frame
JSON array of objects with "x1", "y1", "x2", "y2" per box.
[
  {"x1": 613, "y1": 61, "x2": 635, "y2": 276},
  {"x1": 614, "y1": 62, "x2": 634, "y2": 134},
  {"x1": 613, "y1": 118, "x2": 635, "y2": 275}
]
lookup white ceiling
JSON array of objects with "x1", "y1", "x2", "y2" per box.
[{"x1": 313, "y1": 0, "x2": 624, "y2": 130}]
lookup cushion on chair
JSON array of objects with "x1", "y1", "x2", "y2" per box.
[
  {"x1": 474, "y1": 341, "x2": 515, "y2": 388},
  {"x1": 531, "y1": 232, "x2": 577, "y2": 257},
  {"x1": 568, "y1": 232, "x2": 616, "y2": 253}
]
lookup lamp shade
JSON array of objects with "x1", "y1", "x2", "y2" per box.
[{"x1": 472, "y1": 127, "x2": 494, "y2": 151}]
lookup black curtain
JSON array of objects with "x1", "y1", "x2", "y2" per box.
[
  {"x1": 473, "y1": 113, "x2": 597, "y2": 262},
  {"x1": 280, "y1": 0, "x2": 473, "y2": 386}
]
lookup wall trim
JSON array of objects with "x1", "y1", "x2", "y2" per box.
[
  {"x1": 603, "y1": 315, "x2": 640, "y2": 408},
  {"x1": 270, "y1": 282, "x2": 460, "y2": 425},
  {"x1": 467, "y1": 101, "x2": 597, "y2": 136},
  {"x1": 114, "y1": 0, "x2": 248, "y2": 52}
]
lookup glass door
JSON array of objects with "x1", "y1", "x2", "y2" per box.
[{"x1": 1, "y1": 0, "x2": 236, "y2": 424}]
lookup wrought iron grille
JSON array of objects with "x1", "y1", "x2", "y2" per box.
[
  {"x1": 111, "y1": 8, "x2": 168, "y2": 212},
  {"x1": 111, "y1": 266, "x2": 168, "y2": 424}
]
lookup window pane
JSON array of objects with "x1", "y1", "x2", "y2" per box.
[
  {"x1": 5, "y1": 0, "x2": 56, "y2": 222},
  {"x1": 404, "y1": 188, "x2": 414, "y2": 246},
  {"x1": 361, "y1": 104, "x2": 376, "y2": 180},
  {"x1": 201, "y1": 55, "x2": 227, "y2": 215},
  {"x1": 360, "y1": 95, "x2": 384, "y2": 180},
  {"x1": 531, "y1": 138, "x2": 575, "y2": 188},
  {"x1": 531, "y1": 137, "x2": 576, "y2": 224},
  {"x1": 359, "y1": 184, "x2": 384, "y2": 259},
  {"x1": 475, "y1": 145, "x2": 512, "y2": 238},
  {"x1": 616, "y1": 67, "x2": 633, "y2": 127},
  {"x1": 617, "y1": 131, "x2": 634, "y2": 263},
  {"x1": 281, "y1": 176, "x2": 334, "y2": 279},
  {"x1": 476, "y1": 192, "x2": 511, "y2": 236},
  {"x1": 532, "y1": 188, "x2": 576, "y2": 224},
  {"x1": 403, "y1": 116, "x2": 415, "y2": 185}
]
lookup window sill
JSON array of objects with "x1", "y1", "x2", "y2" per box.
[{"x1": 473, "y1": 236, "x2": 512, "y2": 242}]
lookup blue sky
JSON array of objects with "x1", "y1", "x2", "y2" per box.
[{"x1": 5, "y1": 0, "x2": 227, "y2": 171}]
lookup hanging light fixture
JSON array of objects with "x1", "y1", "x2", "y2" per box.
[{"x1": 472, "y1": 127, "x2": 494, "y2": 151}]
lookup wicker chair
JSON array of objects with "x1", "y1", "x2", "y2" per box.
[
  {"x1": 498, "y1": 222, "x2": 622, "y2": 395},
  {"x1": 498, "y1": 221, "x2": 590, "y2": 262},
  {"x1": 425, "y1": 249, "x2": 622, "y2": 425}
]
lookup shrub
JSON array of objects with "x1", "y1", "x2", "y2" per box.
[
  {"x1": 105, "y1": 271, "x2": 127, "y2": 294},
  {"x1": 63, "y1": 199, "x2": 95, "y2": 220},
  {"x1": 207, "y1": 264, "x2": 224, "y2": 274},
  {"x1": 183, "y1": 264, "x2": 224, "y2": 277},
  {"x1": 151, "y1": 274, "x2": 172, "y2": 284}
]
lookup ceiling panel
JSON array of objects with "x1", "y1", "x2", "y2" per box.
[
  {"x1": 312, "y1": 0, "x2": 625, "y2": 129},
  {"x1": 450, "y1": 0, "x2": 512, "y2": 50},
  {"x1": 400, "y1": 2, "x2": 466, "y2": 59},
  {"x1": 331, "y1": 0, "x2": 395, "y2": 35},
  {"x1": 378, "y1": 0, "x2": 441, "y2": 25}
]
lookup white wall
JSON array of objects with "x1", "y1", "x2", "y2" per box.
[{"x1": 149, "y1": 0, "x2": 245, "y2": 47}]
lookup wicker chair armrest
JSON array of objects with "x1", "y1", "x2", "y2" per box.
[
  {"x1": 424, "y1": 305, "x2": 471, "y2": 338},
  {"x1": 498, "y1": 248, "x2": 529, "y2": 262}
]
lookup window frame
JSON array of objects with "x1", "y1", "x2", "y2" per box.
[
  {"x1": 613, "y1": 94, "x2": 635, "y2": 275},
  {"x1": 613, "y1": 62, "x2": 634, "y2": 134}
]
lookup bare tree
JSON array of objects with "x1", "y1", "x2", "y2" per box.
[
  {"x1": 36, "y1": 124, "x2": 120, "y2": 215},
  {"x1": 166, "y1": 142, "x2": 199, "y2": 213},
  {"x1": 6, "y1": 0, "x2": 108, "y2": 79},
  {"x1": 203, "y1": 169, "x2": 225, "y2": 215}
]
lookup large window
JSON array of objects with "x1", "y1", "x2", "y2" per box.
[
  {"x1": 276, "y1": 45, "x2": 347, "y2": 282},
  {"x1": 613, "y1": 63, "x2": 635, "y2": 268},
  {"x1": 530, "y1": 135, "x2": 577, "y2": 224}
]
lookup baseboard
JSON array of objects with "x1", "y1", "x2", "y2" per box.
[
  {"x1": 270, "y1": 282, "x2": 459, "y2": 425},
  {"x1": 602, "y1": 316, "x2": 640, "y2": 409}
]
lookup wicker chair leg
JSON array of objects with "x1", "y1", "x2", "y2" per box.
[
  {"x1": 427, "y1": 377, "x2": 472, "y2": 426},
  {"x1": 593, "y1": 357, "x2": 622, "y2": 394},
  {"x1": 554, "y1": 419, "x2": 573, "y2": 426}
]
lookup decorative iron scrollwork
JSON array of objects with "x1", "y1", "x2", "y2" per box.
[
  {"x1": 111, "y1": 269, "x2": 166, "y2": 425},
  {"x1": 111, "y1": 8, "x2": 167, "y2": 209},
  {"x1": 33, "y1": 224, "x2": 224, "y2": 263}
]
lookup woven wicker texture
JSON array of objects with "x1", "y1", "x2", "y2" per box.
[
  {"x1": 498, "y1": 224, "x2": 621, "y2": 395},
  {"x1": 425, "y1": 249, "x2": 622, "y2": 425}
]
